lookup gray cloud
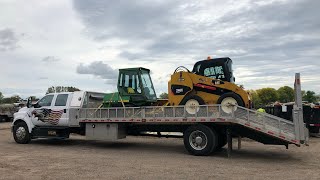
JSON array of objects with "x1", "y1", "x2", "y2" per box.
[
  {"x1": 38, "y1": 77, "x2": 48, "y2": 80},
  {"x1": 72, "y1": 0, "x2": 320, "y2": 93},
  {"x1": 76, "y1": 61, "x2": 118, "y2": 83},
  {"x1": 2, "y1": 0, "x2": 317, "y2": 99},
  {"x1": 214, "y1": 0, "x2": 320, "y2": 57},
  {"x1": 0, "y1": 87, "x2": 45, "y2": 99},
  {"x1": 73, "y1": 0, "x2": 181, "y2": 41},
  {"x1": 42, "y1": 56, "x2": 60, "y2": 63},
  {"x1": 0, "y1": 28, "x2": 19, "y2": 51},
  {"x1": 118, "y1": 51, "x2": 142, "y2": 60},
  {"x1": 73, "y1": 0, "x2": 320, "y2": 61}
]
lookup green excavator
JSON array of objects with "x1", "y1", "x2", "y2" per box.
[{"x1": 103, "y1": 67, "x2": 158, "y2": 107}]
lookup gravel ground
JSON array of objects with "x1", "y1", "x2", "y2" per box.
[{"x1": 1, "y1": 122, "x2": 320, "y2": 180}]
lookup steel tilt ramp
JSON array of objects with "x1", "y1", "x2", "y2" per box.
[{"x1": 77, "y1": 103, "x2": 309, "y2": 147}]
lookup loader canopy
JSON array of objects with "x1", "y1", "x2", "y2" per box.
[{"x1": 192, "y1": 57, "x2": 235, "y2": 83}]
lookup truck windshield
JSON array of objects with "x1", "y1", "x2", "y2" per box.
[{"x1": 141, "y1": 71, "x2": 157, "y2": 100}]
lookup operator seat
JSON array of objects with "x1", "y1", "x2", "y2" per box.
[{"x1": 127, "y1": 87, "x2": 135, "y2": 94}]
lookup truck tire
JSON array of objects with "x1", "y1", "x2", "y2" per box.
[
  {"x1": 13, "y1": 122, "x2": 31, "y2": 144},
  {"x1": 217, "y1": 92, "x2": 244, "y2": 114},
  {"x1": 183, "y1": 124, "x2": 217, "y2": 156},
  {"x1": 180, "y1": 95, "x2": 205, "y2": 115}
]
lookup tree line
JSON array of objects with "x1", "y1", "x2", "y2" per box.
[
  {"x1": 159, "y1": 86, "x2": 319, "y2": 108},
  {"x1": 0, "y1": 93, "x2": 21, "y2": 104},
  {"x1": 0, "y1": 86, "x2": 80, "y2": 104},
  {"x1": 248, "y1": 86, "x2": 320, "y2": 108}
]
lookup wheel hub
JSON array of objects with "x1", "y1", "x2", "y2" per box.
[
  {"x1": 195, "y1": 136, "x2": 203, "y2": 144},
  {"x1": 16, "y1": 127, "x2": 26, "y2": 140},
  {"x1": 185, "y1": 99, "x2": 200, "y2": 115},
  {"x1": 189, "y1": 130, "x2": 207, "y2": 150},
  {"x1": 221, "y1": 97, "x2": 238, "y2": 114}
]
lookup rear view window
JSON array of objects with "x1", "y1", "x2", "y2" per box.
[
  {"x1": 204, "y1": 66, "x2": 225, "y2": 79},
  {"x1": 55, "y1": 94, "x2": 68, "y2": 106}
]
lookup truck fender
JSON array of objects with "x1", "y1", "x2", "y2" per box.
[{"x1": 13, "y1": 113, "x2": 35, "y2": 134}]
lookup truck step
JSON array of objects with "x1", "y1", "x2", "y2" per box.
[{"x1": 32, "y1": 127, "x2": 70, "y2": 139}]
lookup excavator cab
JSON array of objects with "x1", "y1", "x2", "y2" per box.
[
  {"x1": 192, "y1": 57, "x2": 235, "y2": 83},
  {"x1": 117, "y1": 67, "x2": 157, "y2": 106}
]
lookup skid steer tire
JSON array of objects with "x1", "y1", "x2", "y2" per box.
[
  {"x1": 217, "y1": 92, "x2": 244, "y2": 114},
  {"x1": 183, "y1": 125, "x2": 218, "y2": 156},
  {"x1": 180, "y1": 95, "x2": 205, "y2": 115}
]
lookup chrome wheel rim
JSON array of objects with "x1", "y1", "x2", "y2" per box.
[
  {"x1": 16, "y1": 127, "x2": 26, "y2": 140},
  {"x1": 189, "y1": 130, "x2": 207, "y2": 150}
]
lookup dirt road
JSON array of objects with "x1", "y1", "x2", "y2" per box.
[{"x1": 1, "y1": 122, "x2": 320, "y2": 180}]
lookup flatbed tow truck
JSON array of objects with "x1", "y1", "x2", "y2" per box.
[{"x1": 11, "y1": 73, "x2": 308, "y2": 156}]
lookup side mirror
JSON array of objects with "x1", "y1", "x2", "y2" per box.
[
  {"x1": 26, "y1": 97, "x2": 33, "y2": 108},
  {"x1": 33, "y1": 102, "x2": 40, "y2": 108}
]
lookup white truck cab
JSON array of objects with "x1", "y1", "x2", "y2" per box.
[{"x1": 12, "y1": 91, "x2": 104, "y2": 143}]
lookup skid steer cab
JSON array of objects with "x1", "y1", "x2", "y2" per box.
[{"x1": 168, "y1": 57, "x2": 251, "y2": 114}]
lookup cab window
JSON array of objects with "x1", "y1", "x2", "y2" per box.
[
  {"x1": 141, "y1": 71, "x2": 156, "y2": 100},
  {"x1": 55, "y1": 94, "x2": 69, "y2": 106},
  {"x1": 136, "y1": 75, "x2": 141, "y2": 93},
  {"x1": 119, "y1": 72, "x2": 142, "y2": 94},
  {"x1": 203, "y1": 66, "x2": 225, "y2": 79},
  {"x1": 38, "y1": 95, "x2": 54, "y2": 107}
]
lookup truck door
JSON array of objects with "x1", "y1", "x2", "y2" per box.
[
  {"x1": 31, "y1": 94, "x2": 55, "y2": 126},
  {"x1": 51, "y1": 94, "x2": 70, "y2": 126}
]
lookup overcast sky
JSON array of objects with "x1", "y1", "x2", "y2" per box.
[{"x1": 0, "y1": 0, "x2": 319, "y2": 98}]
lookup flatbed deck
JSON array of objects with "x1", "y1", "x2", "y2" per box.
[{"x1": 77, "y1": 104, "x2": 308, "y2": 146}]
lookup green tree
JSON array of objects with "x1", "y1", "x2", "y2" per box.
[
  {"x1": 159, "y1": 92, "x2": 168, "y2": 99},
  {"x1": 30, "y1": 96, "x2": 39, "y2": 101},
  {"x1": 247, "y1": 90, "x2": 261, "y2": 108},
  {"x1": 46, "y1": 86, "x2": 55, "y2": 94},
  {"x1": 46, "y1": 86, "x2": 80, "y2": 94},
  {"x1": 303, "y1": 91, "x2": 318, "y2": 103},
  {"x1": 256, "y1": 88, "x2": 278, "y2": 105},
  {"x1": 301, "y1": 90, "x2": 306, "y2": 98},
  {"x1": 0, "y1": 92, "x2": 3, "y2": 103},
  {"x1": 67, "y1": 86, "x2": 80, "y2": 92},
  {"x1": 277, "y1": 86, "x2": 294, "y2": 103},
  {"x1": 1, "y1": 95, "x2": 21, "y2": 104}
]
